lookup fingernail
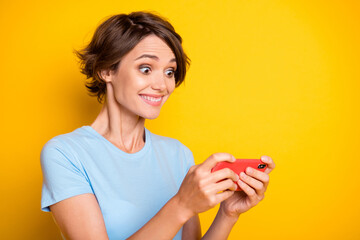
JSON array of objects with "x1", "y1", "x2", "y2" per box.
[
  {"x1": 232, "y1": 156, "x2": 236, "y2": 162},
  {"x1": 240, "y1": 172, "x2": 246, "y2": 179},
  {"x1": 246, "y1": 167, "x2": 252, "y2": 174}
]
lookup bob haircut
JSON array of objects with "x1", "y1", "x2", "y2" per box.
[{"x1": 74, "y1": 11, "x2": 190, "y2": 103}]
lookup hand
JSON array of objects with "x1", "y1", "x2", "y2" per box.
[
  {"x1": 220, "y1": 156, "x2": 276, "y2": 219},
  {"x1": 175, "y1": 153, "x2": 240, "y2": 219}
]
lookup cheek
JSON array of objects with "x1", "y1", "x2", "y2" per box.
[
  {"x1": 167, "y1": 79, "x2": 176, "y2": 93},
  {"x1": 111, "y1": 77, "x2": 136, "y2": 104},
  {"x1": 113, "y1": 72, "x2": 144, "y2": 95}
]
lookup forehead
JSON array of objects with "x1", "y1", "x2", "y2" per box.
[{"x1": 127, "y1": 35, "x2": 175, "y2": 60}]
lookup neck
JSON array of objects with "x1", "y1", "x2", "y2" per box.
[{"x1": 91, "y1": 98, "x2": 146, "y2": 154}]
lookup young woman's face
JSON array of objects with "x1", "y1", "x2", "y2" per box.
[{"x1": 107, "y1": 34, "x2": 177, "y2": 119}]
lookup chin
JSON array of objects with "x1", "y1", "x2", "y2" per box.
[
  {"x1": 146, "y1": 116, "x2": 159, "y2": 120},
  {"x1": 140, "y1": 111, "x2": 161, "y2": 120}
]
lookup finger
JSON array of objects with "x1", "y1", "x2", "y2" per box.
[
  {"x1": 239, "y1": 172, "x2": 264, "y2": 195},
  {"x1": 211, "y1": 168, "x2": 239, "y2": 183},
  {"x1": 237, "y1": 179, "x2": 259, "y2": 204},
  {"x1": 201, "y1": 153, "x2": 236, "y2": 171},
  {"x1": 213, "y1": 179, "x2": 238, "y2": 193},
  {"x1": 215, "y1": 190, "x2": 235, "y2": 203},
  {"x1": 261, "y1": 156, "x2": 275, "y2": 174},
  {"x1": 245, "y1": 167, "x2": 270, "y2": 189}
]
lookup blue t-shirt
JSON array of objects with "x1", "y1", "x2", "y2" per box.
[{"x1": 40, "y1": 126, "x2": 194, "y2": 240}]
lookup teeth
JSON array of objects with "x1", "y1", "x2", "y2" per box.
[{"x1": 141, "y1": 95, "x2": 162, "y2": 102}]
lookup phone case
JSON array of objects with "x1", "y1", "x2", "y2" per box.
[{"x1": 211, "y1": 159, "x2": 267, "y2": 191}]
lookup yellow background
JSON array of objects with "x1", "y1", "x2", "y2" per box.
[{"x1": 1, "y1": 0, "x2": 359, "y2": 239}]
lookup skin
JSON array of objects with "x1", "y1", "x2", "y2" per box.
[{"x1": 49, "y1": 34, "x2": 276, "y2": 240}]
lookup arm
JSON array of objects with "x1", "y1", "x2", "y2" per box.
[
  {"x1": 49, "y1": 153, "x2": 240, "y2": 240},
  {"x1": 202, "y1": 207, "x2": 238, "y2": 240},
  {"x1": 50, "y1": 194, "x2": 109, "y2": 240},
  {"x1": 41, "y1": 142, "x2": 107, "y2": 240},
  {"x1": 181, "y1": 207, "x2": 237, "y2": 240},
  {"x1": 50, "y1": 193, "x2": 192, "y2": 240},
  {"x1": 201, "y1": 156, "x2": 276, "y2": 240},
  {"x1": 127, "y1": 196, "x2": 193, "y2": 240},
  {"x1": 182, "y1": 215, "x2": 201, "y2": 240},
  {"x1": 130, "y1": 153, "x2": 247, "y2": 240}
]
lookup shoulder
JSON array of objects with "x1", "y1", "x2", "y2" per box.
[
  {"x1": 42, "y1": 126, "x2": 93, "y2": 150},
  {"x1": 40, "y1": 126, "x2": 92, "y2": 167},
  {"x1": 147, "y1": 129, "x2": 193, "y2": 157},
  {"x1": 148, "y1": 129, "x2": 188, "y2": 149}
]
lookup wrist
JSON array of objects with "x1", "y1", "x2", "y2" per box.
[
  {"x1": 170, "y1": 194, "x2": 194, "y2": 224},
  {"x1": 218, "y1": 204, "x2": 240, "y2": 224}
]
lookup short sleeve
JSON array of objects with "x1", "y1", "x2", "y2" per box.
[
  {"x1": 40, "y1": 139, "x2": 93, "y2": 212},
  {"x1": 182, "y1": 144, "x2": 195, "y2": 174}
]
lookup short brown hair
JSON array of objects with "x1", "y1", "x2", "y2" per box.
[{"x1": 74, "y1": 11, "x2": 190, "y2": 103}]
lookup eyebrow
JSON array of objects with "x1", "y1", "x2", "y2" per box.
[{"x1": 135, "y1": 54, "x2": 176, "y2": 63}]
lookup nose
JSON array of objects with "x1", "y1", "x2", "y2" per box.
[{"x1": 151, "y1": 71, "x2": 167, "y2": 91}]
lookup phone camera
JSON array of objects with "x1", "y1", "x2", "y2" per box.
[{"x1": 257, "y1": 164, "x2": 266, "y2": 169}]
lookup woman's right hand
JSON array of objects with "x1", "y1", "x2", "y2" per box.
[{"x1": 175, "y1": 153, "x2": 240, "y2": 219}]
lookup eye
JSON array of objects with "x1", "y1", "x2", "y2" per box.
[
  {"x1": 165, "y1": 68, "x2": 175, "y2": 78},
  {"x1": 139, "y1": 65, "x2": 151, "y2": 75}
]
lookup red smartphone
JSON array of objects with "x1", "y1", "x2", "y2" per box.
[{"x1": 211, "y1": 159, "x2": 267, "y2": 191}]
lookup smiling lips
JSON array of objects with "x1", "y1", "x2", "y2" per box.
[{"x1": 139, "y1": 94, "x2": 163, "y2": 106}]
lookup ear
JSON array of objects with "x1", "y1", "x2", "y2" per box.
[{"x1": 98, "y1": 69, "x2": 113, "y2": 83}]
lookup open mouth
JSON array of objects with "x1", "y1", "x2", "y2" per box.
[{"x1": 139, "y1": 94, "x2": 163, "y2": 106}]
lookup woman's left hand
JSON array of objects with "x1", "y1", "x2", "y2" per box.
[{"x1": 219, "y1": 156, "x2": 276, "y2": 219}]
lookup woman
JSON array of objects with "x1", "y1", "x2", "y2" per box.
[{"x1": 40, "y1": 11, "x2": 275, "y2": 240}]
